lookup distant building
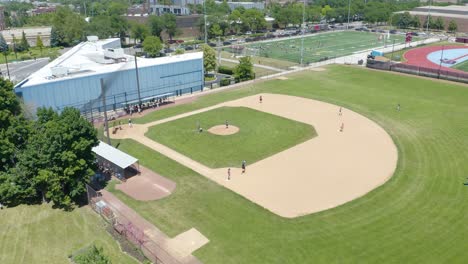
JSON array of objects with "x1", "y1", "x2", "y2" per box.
[
  {"x1": 30, "y1": 6, "x2": 56, "y2": 16},
  {"x1": 215, "y1": 1, "x2": 265, "y2": 10},
  {"x1": 14, "y1": 37, "x2": 204, "y2": 114},
  {"x1": 394, "y1": 5, "x2": 468, "y2": 32},
  {"x1": 1, "y1": 27, "x2": 51, "y2": 46}
]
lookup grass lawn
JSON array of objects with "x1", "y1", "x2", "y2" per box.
[
  {"x1": 107, "y1": 65, "x2": 468, "y2": 263},
  {"x1": 146, "y1": 106, "x2": 316, "y2": 168},
  {"x1": 453, "y1": 60, "x2": 468, "y2": 72},
  {"x1": 220, "y1": 60, "x2": 278, "y2": 77},
  {"x1": 0, "y1": 204, "x2": 137, "y2": 264},
  {"x1": 0, "y1": 47, "x2": 61, "y2": 63},
  {"x1": 224, "y1": 31, "x2": 412, "y2": 64}
]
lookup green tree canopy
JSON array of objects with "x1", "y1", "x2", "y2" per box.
[
  {"x1": 0, "y1": 78, "x2": 98, "y2": 208},
  {"x1": 130, "y1": 22, "x2": 150, "y2": 43},
  {"x1": 74, "y1": 245, "x2": 111, "y2": 264},
  {"x1": 0, "y1": 34, "x2": 9, "y2": 54},
  {"x1": 19, "y1": 31, "x2": 30, "y2": 51},
  {"x1": 147, "y1": 15, "x2": 165, "y2": 40},
  {"x1": 143, "y1": 36, "x2": 162, "y2": 57},
  {"x1": 36, "y1": 35, "x2": 44, "y2": 49},
  {"x1": 234, "y1": 56, "x2": 254, "y2": 82},
  {"x1": 448, "y1": 20, "x2": 457, "y2": 32},
  {"x1": 163, "y1": 13, "x2": 181, "y2": 41},
  {"x1": 201, "y1": 44, "x2": 216, "y2": 74}
]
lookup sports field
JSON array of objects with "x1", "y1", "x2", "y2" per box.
[
  {"x1": 225, "y1": 31, "x2": 411, "y2": 64},
  {"x1": 454, "y1": 60, "x2": 468, "y2": 72},
  {"x1": 146, "y1": 106, "x2": 315, "y2": 168},
  {"x1": 0, "y1": 204, "x2": 137, "y2": 264},
  {"x1": 106, "y1": 65, "x2": 468, "y2": 263}
]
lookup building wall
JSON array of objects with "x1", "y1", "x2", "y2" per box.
[
  {"x1": 16, "y1": 57, "x2": 204, "y2": 113},
  {"x1": 415, "y1": 15, "x2": 468, "y2": 33}
]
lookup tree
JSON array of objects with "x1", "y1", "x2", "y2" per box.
[
  {"x1": 0, "y1": 34, "x2": 9, "y2": 54},
  {"x1": 50, "y1": 26, "x2": 62, "y2": 47},
  {"x1": 51, "y1": 7, "x2": 86, "y2": 47},
  {"x1": 20, "y1": 31, "x2": 30, "y2": 51},
  {"x1": 86, "y1": 15, "x2": 114, "y2": 39},
  {"x1": 175, "y1": 49, "x2": 185, "y2": 55},
  {"x1": 234, "y1": 56, "x2": 254, "y2": 82},
  {"x1": 241, "y1": 9, "x2": 267, "y2": 32},
  {"x1": 210, "y1": 23, "x2": 223, "y2": 38},
  {"x1": 147, "y1": 15, "x2": 164, "y2": 40},
  {"x1": 397, "y1": 12, "x2": 412, "y2": 28},
  {"x1": 143, "y1": 36, "x2": 162, "y2": 57},
  {"x1": 74, "y1": 245, "x2": 111, "y2": 264},
  {"x1": 448, "y1": 20, "x2": 457, "y2": 32},
  {"x1": 0, "y1": 83, "x2": 98, "y2": 208},
  {"x1": 201, "y1": 44, "x2": 216, "y2": 74},
  {"x1": 434, "y1": 17, "x2": 445, "y2": 30},
  {"x1": 130, "y1": 22, "x2": 149, "y2": 43},
  {"x1": 36, "y1": 35, "x2": 44, "y2": 50},
  {"x1": 163, "y1": 13, "x2": 181, "y2": 41}
]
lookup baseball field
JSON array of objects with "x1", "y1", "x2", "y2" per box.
[
  {"x1": 104, "y1": 65, "x2": 468, "y2": 263},
  {"x1": 225, "y1": 31, "x2": 411, "y2": 64}
]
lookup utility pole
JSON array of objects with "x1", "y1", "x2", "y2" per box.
[
  {"x1": 100, "y1": 78, "x2": 111, "y2": 146},
  {"x1": 300, "y1": 0, "x2": 306, "y2": 66},
  {"x1": 204, "y1": 0, "x2": 208, "y2": 44},
  {"x1": 3, "y1": 53, "x2": 10, "y2": 79},
  {"x1": 217, "y1": 36, "x2": 221, "y2": 71},
  {"x1": 134, "y1": 54, "x2": 142, "y2": 106}
]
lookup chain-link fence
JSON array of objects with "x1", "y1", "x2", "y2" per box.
[{"x1": 86, "y1": 185, "x2": 182, "y2": 264}]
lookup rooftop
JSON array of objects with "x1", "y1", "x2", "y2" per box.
[{"x1": 16, "y1": 37, "x2": 202, "y2": 88}]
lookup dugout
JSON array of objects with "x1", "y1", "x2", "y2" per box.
[{"x1": 92, "y1": 141, "x2": 140, "y2": 181}]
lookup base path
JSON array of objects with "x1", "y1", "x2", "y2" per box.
[{"x1": 111, "y1": 93, "x2": 398, "y2": 218}]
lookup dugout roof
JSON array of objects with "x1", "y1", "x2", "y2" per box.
[{"x1": 92, "y1": 141, "x2": 138, "y2": 169}]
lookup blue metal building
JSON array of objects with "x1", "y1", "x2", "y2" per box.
[{"x1": 14, "y1": 38, "x2": 204, "y2": 115}]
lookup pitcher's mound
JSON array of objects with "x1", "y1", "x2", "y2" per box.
[{"x1": 208, "y1": 125, "x2": 239, "y2": 135}]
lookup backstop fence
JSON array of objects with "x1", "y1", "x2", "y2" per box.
[{"x1": 86, "y1": 185, "x2": 181, "y2": 264}]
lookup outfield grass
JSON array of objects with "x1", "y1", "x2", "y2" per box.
[
  {"x1": 0, "y1": 204, "x2": 137, "y2": 264},
  {"x1": 225, "y1": 31, "x2": 411, "y2": 64},
  {"x1": 146, "y1": 106, "x2": 315, "y2": 168},
  {"x1": 107, "y1": 65, "x2": 468, "y2": 263}
]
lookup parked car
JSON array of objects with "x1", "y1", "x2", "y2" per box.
[
  {"x1": 389, "y1": 29, "x2": 397, "y2": 34},
  {"x1": 208, "y1": 42, "x2": 217, "y2": 47},
  {"x1": 223, "y1": 41, "x2": 232, "y2": 45}
]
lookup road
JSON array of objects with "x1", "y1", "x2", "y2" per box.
[{"x1": 0, "y1": 58, "x2": 49, "y2": 83}]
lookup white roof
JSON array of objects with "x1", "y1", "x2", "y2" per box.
[
  {"x1": 17, "y1": 38, "x2": 203, "y2": 88},
  {"x1": 92, "y1": 141, "x2": 138, "y2": 169}
]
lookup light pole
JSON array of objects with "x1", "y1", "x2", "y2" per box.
[
  {"x1": 204, "y1": 0, "x2": 208, "y2": 44},
  {"x1": 425, "y1": 0, "x2": 432, "y2": 34},
  {"x1": 346, "y1": 0, "x2": 351, "y2": 30},
  {"x1": 300, "y1": 0, "x2": 306, "y2": 66},
  {"x1": 134, "y1": 54, "x2": 142, "y2": 106},
  {"x1": 438, "y1": 45, "x2": 444, "y2": 79}
]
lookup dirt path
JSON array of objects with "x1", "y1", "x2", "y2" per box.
[{"x1": 110, "y1": 93, "x2": 398, "y2": 218}]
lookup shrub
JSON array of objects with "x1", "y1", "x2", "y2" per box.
[
  {"x1": 220, "y1": 77, "x2": 231, "y2": 86},
  {"x1": 218, "y1": 65, "x2": 234, "y2": 75},
  {"x1": 20, "y1": 55, "x2": 32, "y2": 61}
]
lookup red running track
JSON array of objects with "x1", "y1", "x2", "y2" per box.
[{"x1": 403, "y1": 46, "x2": 468, "y2": 73}]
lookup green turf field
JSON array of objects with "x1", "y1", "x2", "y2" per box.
[
  {"x1": 0, "y1": 204, "x2": 137, "y2": 264},
  {"x1": 225, "y1": 31, "x2": 411, "y2": 64},
  {"x1": 453, "y1": 60, "x2": 468, "y2": 72},
  {"x1": 145, "y1": 106, "x2": 315, "y2": 168},
  {"x1": 106, "y1": 65, "x2": 468, "y2": 263}
]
